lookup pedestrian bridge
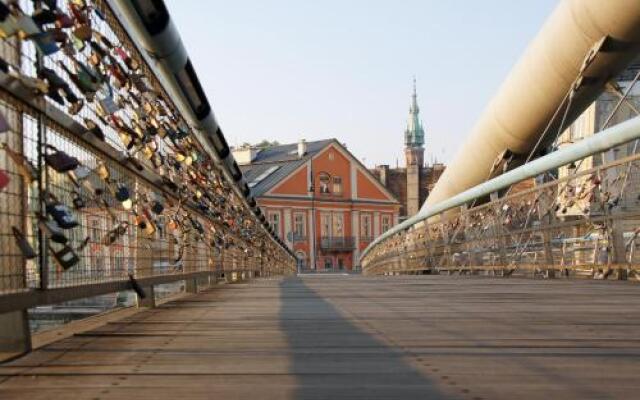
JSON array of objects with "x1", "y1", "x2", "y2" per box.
[
  {"x1": 2, "y1": 275, "x2": 640, "y2": 400},
  {"x1": 2, "y1": 1, "x2": 640, "y2": 399}
]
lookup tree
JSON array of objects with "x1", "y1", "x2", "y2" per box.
[{"x1": 255, "y1": 140, "x2": 280, "y2": 149}]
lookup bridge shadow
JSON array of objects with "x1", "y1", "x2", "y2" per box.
[{"x1": 278, "y1": 277, "x2": 458, "y2": 400}]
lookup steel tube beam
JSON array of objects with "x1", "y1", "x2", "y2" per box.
[
  {"x1": 424, "y1": 0, "x2": 640, "y2": 210},
  {"x1": 361, "y1": 115, "x2": 640, "y2": 261}
]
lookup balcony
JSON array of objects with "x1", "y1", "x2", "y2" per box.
[
  {"x1": 287, "y1": 232, "x2": 307, "y2": 243},
  {"x1": 320, "y1": 236, "x2": 355, "y2": 251}
]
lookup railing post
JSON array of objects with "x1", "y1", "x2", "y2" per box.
[
  {"x1": 611, "y1": 219, "x2": 628, "y2": 280},
  {"x1": 37, "y1": 109, "x2": 49, "y2": 290},
  {"x1": 0, "y1": 311, "x2": 31, "y2": 356},
  {"x1": 184, "y1": 242, "x2": 198, "y2": 293},
  {"x1": 137, "y1": 285, "x2": 156, "y2": 308},
  {"x1": 219, "y1": 247, "x2": 224, "y2": 281},
  {"x1": 440, "y1": 216, "x2": 451, "y2": 272},
  {"x1": 185, "y1": 278, "x2": 198, "y2": 293},
  {"x1": 542, "y1": 212, "x2": 556, "y2": 279},
  {"x1": 33, "y1": 24, "x2": 50, "y2": 292},
  {"x1": 490, "y1": 193, "x2": 509, "y2": 276},
  {"x1": 136, "y1": 229, "x2": 155, "y2": 307}
]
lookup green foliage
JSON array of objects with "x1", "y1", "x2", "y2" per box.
[{"x1": 255, "y1": 140, "x2": 280, "y2": 149}]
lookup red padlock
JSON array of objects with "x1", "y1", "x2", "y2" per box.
[{"x1": 0, "y1": 169, "x2": 10, "y2": 191}]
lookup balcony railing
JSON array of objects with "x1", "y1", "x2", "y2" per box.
[
  {"x1": 320, "y1": 236, "x2": 356, "y2": 251},
  {"x1": 287, "y1": 232, "x2": 308, "y2": 243}
]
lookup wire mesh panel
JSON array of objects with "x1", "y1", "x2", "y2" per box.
[
  {"x1": 0, "y1": 96, "x2": 39, "y2": 293},
  {"x1": 363, "y1": 153, "x2": 640, "y2": 278},
  {"x1": 0, "y1": 0, "x2": 295, "y2": 307}
]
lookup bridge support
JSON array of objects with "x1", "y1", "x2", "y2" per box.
[
  {"x1": 226, "y1": 272, "x2": 239, "y2": 283},
  {"x1": 0, "y1": 310, "x2": 31, "y2": 357},
  {"x1": 137, "y1": 285, "x2": 156, "y2": 308},
  {"x1": 185, "y1": 278, "x2": 198, "y2": 294},
  {"x1": 611, "y1": 219, "x2": 628, "y2": 281},
  {"x1": 542, "y1": 214, "x2": 556, "y2": 279},
  {"x1": 203, "y1": 275, "x2": 215, "y2": 288}
]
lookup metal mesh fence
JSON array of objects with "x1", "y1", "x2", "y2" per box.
[
  {"x1": 363, "y1": 152, "x2": 640, "y2": 279},
  {"x1": 0, "y1": 0, "x2": 295, "y2": 304}
]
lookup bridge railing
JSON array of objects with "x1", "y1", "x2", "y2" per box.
[
  {"x1": 361, "y1": 117, "x2": 640, "y2": 279},
  {"x1": 0, "y1": 0, "x2": 295, "y2": 318}
]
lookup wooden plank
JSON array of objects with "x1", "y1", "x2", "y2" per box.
[{"x1": 1, "y1": 276, "x2": 640, "y2": 399}]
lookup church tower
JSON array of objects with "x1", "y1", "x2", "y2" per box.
[
  {"x1": 405, "y1": 78, "x2": 426, "y2": 216},
  {"x1": 404, "y1": 78, "x2": 425, "y2": 167}
]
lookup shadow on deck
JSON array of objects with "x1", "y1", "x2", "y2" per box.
[{"x1": 278, "y1": 277, "x2": 457, "y2": 399}]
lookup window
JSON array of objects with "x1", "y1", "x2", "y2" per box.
[
  {"x1": 90, "y1": 219, "x2": 100, "y2": 242},
  {"x1": 321, "y1": 213, "x2": 343, "y2": 238},
  {"x1": 319, "y1": 172, "x2": 331, "y2": 194},
  {"x1": 332, "y1": 213, "x2": 344, "y2": 237},
  {"x1": 91, "y1": 251, "x2": 104, "y2": 274},
  {"x1": 361, "y1": 214, "x2": 372, "y2": 239},
  {"x1": 332, "y1": 176, "x2": 342, "y2": 195},
  {"x1": 381, "y1": 215, "x2": 391, "y2": 233},
  {"x1": 112, "y1": 249, "x2": 125, "y2": 274},
  {"x1": 268, "y1": 211, "x2": 280, "y2": 237},
  {"x1": 321, "y1": 213, "x2": 331, "y2": 237},
  {"x1": 293, "y1": 212, "x2": 305, "y2": 239}
]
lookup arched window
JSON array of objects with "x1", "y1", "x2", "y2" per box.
[{"x1": 319, "y1": 172, "x2": 331, "y2": 194}]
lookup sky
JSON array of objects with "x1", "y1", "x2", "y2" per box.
[{"x1": 166, "y1": 0, "x2": 558, "y2": 168}]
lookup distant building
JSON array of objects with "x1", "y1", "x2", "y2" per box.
[
  {"x1": 371, "y1": 80, "x2": 445, "y2": 220},
  {"x1": 234, "y1": 139, "x2": 400, "y2": 271}
]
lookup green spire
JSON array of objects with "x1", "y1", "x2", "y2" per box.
[{"x1": 405, "y1": 77, "x2": 425, "y2": 147}]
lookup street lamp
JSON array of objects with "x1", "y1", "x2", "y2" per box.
[{"x1": 308, "y1": 168, "x2": 317, "y2": 271}]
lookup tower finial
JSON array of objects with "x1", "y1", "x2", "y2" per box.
[{"x1": 405, "y1": 76, "x2": 424, "y2": 148}]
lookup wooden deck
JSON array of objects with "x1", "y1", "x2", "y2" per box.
[{"x1": 1, "y1": 275, "x2": 640, "y2": 399}]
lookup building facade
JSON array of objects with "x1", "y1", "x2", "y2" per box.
[
  {"x1": 235, "y1": 139, "x2": 400, "y2": 271},
  {"x1": 371, "y1": 79, "x2": 445, "y2": 220}
]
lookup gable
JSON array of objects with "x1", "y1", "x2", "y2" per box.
[
  {"x1": 311, "y1": 144, "x2": 352, "y2": 198},
  {"x1": 246, "y1": 139, "x2": 399, "y2": 204},
  {"x1": 326, "y1": 141, "x2": 399, "y2": 203},
  {"x1": 357, "y1": 169, "x2": 393, "y2": 201},
  {"x1": 270, "y1": 164, "x2": 308, "y2": 196}
]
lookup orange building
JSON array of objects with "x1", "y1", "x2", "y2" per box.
[{"x1": 236, "y1": 139, "x2": 400, "y2": 271}]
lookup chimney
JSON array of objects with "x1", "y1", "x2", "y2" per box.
[
  {"x1": 377, "y1": 165, "x2": 389, "y2": 186},
  {"x1": 231, "y1": 145, "x2": 258, "y2": 165},
  {"x1": 297, "y1": 139, "x2": 307, "y2": 158}
]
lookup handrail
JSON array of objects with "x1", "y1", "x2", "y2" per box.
[
  {"x1": 105, "y1": 0, "x2": 294, "y2": 260},
  {"x1": 361, "y1": 115, "x2": 640, "y2": 262},
  {"x1": 0, "y1": 0, "x2": 296, "y2": 305},
  {"x1": 99, "y1": 0, "x2": 291, "y2": 261}
]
